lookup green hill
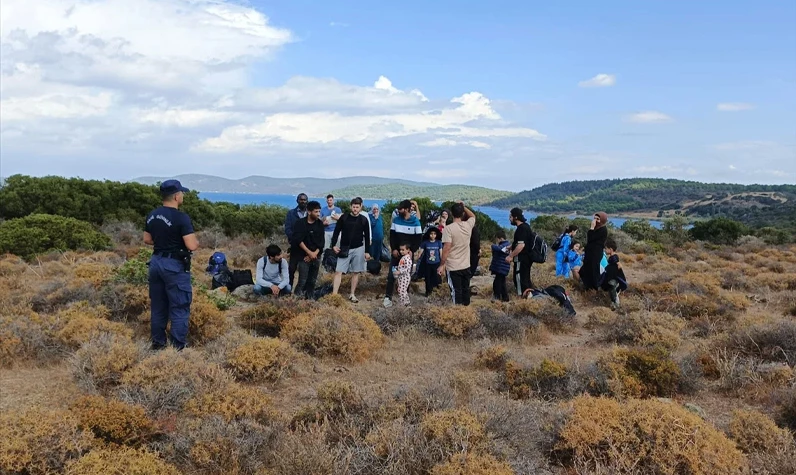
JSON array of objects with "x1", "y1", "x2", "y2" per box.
[
  {"x1": 489, "y1": 178, "x2": 796, "y2": 227},
  {"x1": 328, "y1": 183, "x2": 513, "y2": 205}
]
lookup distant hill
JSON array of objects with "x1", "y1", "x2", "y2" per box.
[
  {"x1": 489, "y1": 178, "x2": 796, "y2": 227},
  {"x1": 328, "y1": 183, "x2": 513, "y2": 205},
  {"x1": 132, "y1": 174, "x2": 437, "y2": 196}
]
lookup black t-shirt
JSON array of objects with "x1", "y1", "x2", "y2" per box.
[
  {"x1": 332, "y1": 213, "x2": 371, "y2": 249},
  {"x1": 512, "y1": 222, "x2": 533, "y2": 257},
  {"x1": 145, "y1": 206, "x2": 195, "y2": 253},
  {"x1": 291, "y1": 217, "x2": 325, "y2": 258}
]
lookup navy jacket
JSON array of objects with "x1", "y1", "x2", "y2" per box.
[
  {"x1": 284, "y1": 206, "x2": 305, "y2": 243},
  {"x1": 489, "y1": 240, "x2": 511, "y2": 276}
]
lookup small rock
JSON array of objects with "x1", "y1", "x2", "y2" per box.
[
  {"x1": 684, "y1": 403, "x2": 706, "y2": 419},
  {"x1": 231, "y1": 284, "x2": 258, "y2": 301}
]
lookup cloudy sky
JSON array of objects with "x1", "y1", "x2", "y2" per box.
[{"x1": 1, "y1": 0, "x2": 794, "y2": 191}]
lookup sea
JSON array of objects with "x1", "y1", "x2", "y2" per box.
[{"x1": 199, "y1": 192, "x2": 663, "y2": 229}]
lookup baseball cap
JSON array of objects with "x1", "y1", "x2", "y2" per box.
[{"x1": 160, "y1": 179, "x2": 190, "y2": 196}]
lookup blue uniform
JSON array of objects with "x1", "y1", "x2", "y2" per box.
[
  {"x1": 145, "y1": 206, "x2": 194, "y2": 349},
  {"x1": 555, "y1": 234, "x2": 573, "y2": 277}
]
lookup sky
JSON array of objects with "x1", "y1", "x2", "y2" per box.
[{"x1": 1, "y1": 0, "x2": 794, "y2": 191}]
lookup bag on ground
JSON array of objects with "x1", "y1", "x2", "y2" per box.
[
  {"x1": 380, "y1": 243, "x2": 391, "y2": 263},
  {"x1": 367, "y1": 258, "x2": 381, "y2": 275},
  {"x1": 206, "y1": 251, "x2": 228, "y2": 274}
]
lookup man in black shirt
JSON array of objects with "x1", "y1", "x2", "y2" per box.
[
  {"x1": 331, "y1": 197, "x2": 372, "y2": 302},
  {"x1": 290, "y1": 200, "x2": 324, "y2": 298},
  {"x1": 143, "y1": 179, "x2": 199, "y2": 350},
  {"x1": 506, "y1": 207, "x2": 534, "y2": 296}
]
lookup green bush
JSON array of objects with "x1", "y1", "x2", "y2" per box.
[
  {"x1": 0, "y1": 214, "x2": 111, "y2": 260},
  {"x1": 115, "y1": 248, "x2": 153, "y2": 285},
  {"x1": 620, "y1": 219, "x2": 661, "y2": 242},
  {"x1": 689, "y1": 217, "x2": 748, "y2": 245}
]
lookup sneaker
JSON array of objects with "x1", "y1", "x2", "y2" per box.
[
  {"x1": 383, "y1": 297, "x2": 393, "y2": 308},
  {"x1": 349, "y1": 295, "x2": 359, "y2": 303}
]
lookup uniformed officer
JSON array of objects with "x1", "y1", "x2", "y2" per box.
[{"x1": 143, "y1": 180, "x2": 199, "y2": 350}]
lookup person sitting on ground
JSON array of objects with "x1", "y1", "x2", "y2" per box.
[
  {"x1": 383, "y1": 200, "x2": 423, "y2": 308},
  {"x1": 291, "y1": 200, "x2": 324, "y2": 299},
  {"x1": 418, "y1": 227, "x2": 443, "y2": 296},
  {"x1": 394, "y1": 243, "x2": 414, "y2": 307},
  {"x1": 254, "y1": 244, "x2": 291, "y2": 297},
  {"x1": 331, "y1": 197, "x2": 371, "y2": 302},
  {"x1": 489, "y1": 229, "x2": 511, "y2": 302},
  {"x1": 555, "y1": 225, "x2": 578, "y2": 277},
  {"x1": 599, "y1": 239, "x2": 628, "y2": 310},
  {"x1": 567, "y1": 242, "x2": 584, "y2": 279}
]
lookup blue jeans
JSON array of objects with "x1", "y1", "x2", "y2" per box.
[{"x1": 148, "y1": 255, "x2": 192, "y2": 349}]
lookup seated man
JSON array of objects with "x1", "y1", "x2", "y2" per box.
[{"x1": 254, "y1": 244, "x2": 291, "y2": 296}]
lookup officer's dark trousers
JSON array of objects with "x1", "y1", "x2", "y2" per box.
[
  {"x1": 513, "y1": 255, "x2": 534, "y2": 296},
  {"x1": 149, "y1": 255, "x2": 191, "y2": 349},
  {"x1": 447, "y1": 268, "x2": 472, "y2": 306}
]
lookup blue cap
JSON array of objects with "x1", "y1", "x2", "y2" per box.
[{"x1": 160, "y1": 179, "x2": 190, "y2": 196}]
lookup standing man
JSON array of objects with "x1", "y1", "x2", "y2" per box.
[
  {"x1": 284, "y1": 193, "x2": 308, "y2": 287},
  {"x1": 143, "y1": 180, "x2": 199, "y2": 350},
  {"x1": 291, "y1": 200, "x2": 325, "y2": 298},
  {"x1": 383, "y1": 200, "x2": 423, "y2": 307},
  {"x1": 331, "y1": 197, "x2": 371, "y2": 302},
  {"x1": 438, "y1": 201, "x2": 476, "y2": 305},
  {"x1": 321, "y1": 194, "x2": 342, "y2": 251},
  {"x1": 506, "y1": 207, "x2": 534, "y2": 295}
]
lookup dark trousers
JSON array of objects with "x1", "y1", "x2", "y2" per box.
[
  {"x1": 492, "y1": 273, "x2": 509, "y2": 301},
  {"x1": 424, "y1": 262, "x2": 441, "y2": 296},
  {"x1": 447, "y1": 268, "x2": 472, "y2": 306},
  {"x1": 513, "y1": 255, "x2": 534, "y2": 296},
  {"x1": 604, "y1": 279, "x2": 620, "y2": 304},
  {"x1": 295, "y1": 259, "x2": 320, "y2": 298},
  {"x1": 288, "y1": 253, "x2": 299, "y2": 288},
  {"x1": 253, "y1": 285, "x2": 292, "y2": 297},
  {"x1": 148, "y1": 255, "x2": 191, "y2": 350},
  {"x1": 386, "y1": 254, "x2": 414, "y2": 300}
]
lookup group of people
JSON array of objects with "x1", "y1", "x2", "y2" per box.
[{"x1": 143, "y1": 179, "x2": 627, "y2": 351}]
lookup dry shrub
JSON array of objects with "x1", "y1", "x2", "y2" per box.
[
  {"x1": 515, "y1": 298, "x2": 576, "y2": 333},
  {"x1": 118, "y1": 348, "x2": 233, "y2": 415},
  {"x1": 420, "y1": 409, "x2": 487, "y2": 454},
  {"x1": 31, "y1": 279, "x2": 102, "y2": 313},
  {"x1": 189, "y1": 291, "x2": 231, "y2": 344},
  {"x1": 473, "y1": 304, "x2": 546, "y2": 342},
  {"x1": 164, "y1": 416, "x2": 278, "y2": 475},
  {"x1": 599, "y1": 311, "x2": 685, "y2": 351},
  {"x1": 183, "y1": 384, "x2": 276, "y2": 424},
  {"x1": 100, "y1": 283, "x2": 149, "y2": 322},
  {"x1": 585, "y1": 307, "x2": 616, "y2": 329},
  {"x1": 728, "y1": 409, "x2": 793, "y2": 455},
  {"x1": 674, "y1": 272, "x2": 722, "y2": 297},
  {"x1": 474, "y1": 344, "x2": 509, "y2": 370},
  {"x1": 430, "y1": 306, "x2": 479, "y2": 337},
  {"x1": 430, "y1": 453, "x2": 514, "y2": 475},
  {"x1": 65, "y1": 446, "x2": 180, "y2": 475},
  {"x1": 319, "y1": 293, "x2": 348, "y2": 308},
  {"x1": 0, "y1": 407, "x2": 95, "y2": 474},
  {"x1": 777, "y1": 387, "x2": 796, "y2": 431},
  {"x1": 55, "y1": 302, "x2": 133, "y2": 349},
  {"x1": 724, "y1": 320, "x2": 796, "y2": 365},
  {"x1": 73, "y1": 262, "x2": 115, "y2": 287},
  {"x1": 70, "y1": 332, "x2": 143, "y2": 392},
  {"x1": 240, "y1": 299, "x2": 317, "y2": 337},
  {"x1": 592, "y1": 347, "x2": 681, "y2": 398},
  {"x1": 70, "y1": 395, "x2": 157, "y2": 446},
  {"x1": 0, "y1": 309, "x2": 60, "y2": 365},
  {"x1": 270, "y1": 424, "x2": 337, "y2": 475},
  {"x1": 751, "y1": 272, "x2": 796, "y2": 292},
  {"x1": 555, "y1": 396, "x2": 747, "y2": 474},
  {"x1": 502, "y1": 359, "x2": 572, "y2": 400},
  {"x1": 316, "y1": 380, "x2": 365, "y2": 416},
  {"x1": 0, "y1": 254, "x2": 27, "y2": 276},
  {"x1": 282, "y1": 306, "x2": 384, "y2": 362},
  {"x1": 225, "y1": 336, "x2": 298, "y2": 382}
]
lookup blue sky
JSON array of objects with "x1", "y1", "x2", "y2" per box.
[{"x1": 1, "y1": 0, "x2": 794, "y2": 190}]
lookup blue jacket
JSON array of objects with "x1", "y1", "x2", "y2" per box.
[
  {"x1": 567, "y1": 249, "x2": 583, "y2": 267},
  {"x1": 284, "y1": 206, "x2": 305, "y2": 242},
  {"x1": 556, "y1": 234, "x2": 573, "y2": 255},
  {"x1": 489, "y1": 240, "x2": 511, "y2": 276}
]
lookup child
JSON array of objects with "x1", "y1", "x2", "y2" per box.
[
  {"x1": 599, "y1": 239, "x2": 628, "y2": 310},
  {"x1": 419, "y1": 228, "x2": 443, "y2": 296},
  {"x1": 394, "y1": 243, "x2": 414, "y2": 306},
  {"x1": 567, "y1": 242, "x2": 584, "y2": 280},
  {"x1": 489, "y1": 230, "x2": 511, "y2": 301}
]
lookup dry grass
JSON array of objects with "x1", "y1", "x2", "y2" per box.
[
  {"x1": 65, "y1": 447, "x2": 180, "y2": 475},
  {"x1": 282, "y1": 306, "x2": 385, "y2": 362}
]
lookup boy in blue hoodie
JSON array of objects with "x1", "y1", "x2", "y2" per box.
[{"x1": 489, "y1": 229, "x2": 512, "y2": 302}]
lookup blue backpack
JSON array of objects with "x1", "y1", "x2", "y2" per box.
[{"x1": 206, "y1": 252, "x2": 228, "y2": 275}]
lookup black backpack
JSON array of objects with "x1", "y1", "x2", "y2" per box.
[
  {"x1": 367, "y1": 258, "x2": 381, "y2": 275},
  {"x1": 550, "y1": 233, "x2": 565, "y2": 252},
  {"x1": 229, "y1": 270, "x2": 254, "y2": 291},
  {"x1": 322, "y1": 248, "x2": 338, "y2": 273},
  {"x1": 529, "y1": 233, "x2": 548, "y2": 264}
]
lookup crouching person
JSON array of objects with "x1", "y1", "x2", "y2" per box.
[{"x1": 254, "y1": 244, "x2": 291, "y2": 297}]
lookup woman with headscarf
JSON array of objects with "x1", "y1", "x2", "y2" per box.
[
  {"x1": 579, "y1": 212, "x2": 609, "y2": 290},
  {"x1": 369, "y1": 204, "x2": 384, "y2": 261}
]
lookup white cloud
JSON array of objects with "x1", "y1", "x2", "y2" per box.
[
  {"x1": 421, "y1": 138, "x2": 491, "y2": 149},
  {"x1": 717, "y1": 102, "x2": 755, "y2": 112},
  {"x1": 713, "y1": 140, "x2": 777, "y2": 151},
  {"x1": 626, "y1": 111, "x2": 673, "y2": 123},
  {"x1": 729, "y1": 164, "x2": 736, "y2": 170},
  {"x1": 578, "y1": 73, "x2": 616, "y2": 88},
  {"x1": 329, "y1": 21, "x2": 349, "y2": 28}
]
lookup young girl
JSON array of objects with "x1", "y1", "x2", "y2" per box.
[
  {"x1": 394, "y1": 243, "x2": 414, "y2": 306},
  {"x1": 555, "y1": 225, "x2": 578, "y2": 277},
  {"x1": 567, "y1": 242, "x2": 584, "y2": 279},
  {"x1": 419, "y1": 228, "x2": 443, "y2": 296}
]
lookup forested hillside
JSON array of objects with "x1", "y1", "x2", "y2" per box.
[
  {"x1": 490, "y1": 178, "x2": 796, "y2": 228},
  {"x1": 329, "y1": 183, "x2": 512, "y2": 205}
]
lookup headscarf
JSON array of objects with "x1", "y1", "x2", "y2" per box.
[{"x1": 595, "y1": 212, "x2": 608, "y2": 228}]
